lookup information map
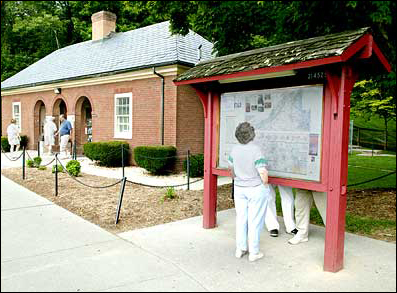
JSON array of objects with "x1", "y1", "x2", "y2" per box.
[{"x1": 218, "y1": 85, "x2": 324, "y2": 181}]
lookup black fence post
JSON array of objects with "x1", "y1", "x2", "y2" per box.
[
  {"x1": 231, "y1": 179, "x2": 234, "y2": 201},
  {"x1": 115, "y1": 177, "x2": 127, "y2": 224},
  {"x1": 121, "y1": 144, "x2": 125, "y2": 179},
  {"x1": 55, "y1": 153, "x2": 58, "y2": 196},
  {"x1": 22, "y1": 146, "x2": 26, "y2": 180},
  {"x1": 187, "y1": 149, "x2": 190, "y2": 190},
  {"x1": 73, "y1": 141, "x2": 77, "y2": 160},
  {"x1": 37, "y1": 141, "x2": 40, "y2": 157}
]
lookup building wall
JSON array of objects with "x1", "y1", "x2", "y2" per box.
[{"x1": 1, "y1": 75, "x2": 204, "y2": 171}]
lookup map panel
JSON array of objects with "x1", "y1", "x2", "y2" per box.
[{"x1": 218, "y1": 85, "x2": 324, "y2": 181}]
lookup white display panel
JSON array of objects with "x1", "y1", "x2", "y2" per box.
[{"x1": 218, "y1": 85, "x2": 324, "y2": 182}]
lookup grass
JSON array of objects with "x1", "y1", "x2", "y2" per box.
[{"x1": 275, "y1": 152, "x2": 396, "y2": 240}]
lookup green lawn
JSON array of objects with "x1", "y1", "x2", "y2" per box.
[{"x1": 275, "y1": 153, "x2": 396, "y2": 239}]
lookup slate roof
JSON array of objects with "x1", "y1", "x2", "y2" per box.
[
  {"x1": 175, "y1": 27, "x2": 371, "y2": 82},
  {"x1": 1, "y1": 21, "x2": 214, "y2": 90}
]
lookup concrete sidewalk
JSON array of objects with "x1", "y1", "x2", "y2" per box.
[{"x1": 1, "y1": 175, "x2": 396, "y2": 292}]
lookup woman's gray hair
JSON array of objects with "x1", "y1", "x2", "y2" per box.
[{"x1": 235, "y1": 122, "x2": 255, "y2": 144}]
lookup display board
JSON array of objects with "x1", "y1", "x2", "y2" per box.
[{"x1": 218, "y1": 85, "x2": 324, "y2": 182}]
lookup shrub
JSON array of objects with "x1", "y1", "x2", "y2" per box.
[
  {"x1": 161, "y1": 187, "x2": 177, "y2": 203},
  {"x1": 33, "y1": 156, "x2": 42, "y2": 167},
  {"x1": 134, "y1": 146, "x2": 177, "y2": 174},
  {"x1": 1, "y1": 135, "x2": 28, "y2": 151},
  {"x1": 20, "y1": 135, "x2": 29, "y2": 148},
  {"x1": 66, "y1": 160, "x2": 81, "y2": 177},
  {"x1": 1, "y1": 136, "x2": 10, "y2": 152},
  {"x1": 52, "y1": 164, "x2": 64, "y2": 173},
  {"x1": 183, "y1": 154, "x2": 204, "y2": 177},
  {"x1": 27, "y1": 159, "x2": 34, "y2": 168},
  {"x1": 83, "y1": 141, "x2": 130, "y2": 167}
]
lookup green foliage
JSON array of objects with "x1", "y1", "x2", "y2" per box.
[
  {"x1": 65, "y1": 160, "x2": 81, "y2": 177},
  {"x1": 134, "y1": 146, "x2": 177, "y2": 174},
  {"x1": 52, "y1": 164, "x2": 64, "y2": 173},
  {"x1": 33, "y1": 156, "x2": 42, "y2": 167},
  {"x1": 38, "y1": 165, "x2": 47, "y2": 171},
  {"x1": 161, "y1": 187, "x2": 177, "y2": 203},
  {"x1": 83, "y1": 141, "x2": 129, "y2": 167},
  {"x1": 183, "y1": 154, "x2": 204, "y2": 178},
  {"x1": 1, "y1": 136, "x2": 10, "y2": 152},
  {"x1": 26, "y1": 159, "x2": 34, "y2": 168},
  {"x1": 1, "y1": 135, "x2": 28, "y2": 150}
]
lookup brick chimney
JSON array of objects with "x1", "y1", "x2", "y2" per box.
[{"x1": 91, "y1": 11, "x2": 117, "y2": 41}]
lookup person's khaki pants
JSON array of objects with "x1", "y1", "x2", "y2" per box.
[
  {"x1": 60, "y1": 135, "x2": 70, "y2": 157},
  {"x1": 295, "y1": 189, "x2": 327, "y2": 238}
]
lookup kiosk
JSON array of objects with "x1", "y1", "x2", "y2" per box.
[{"x1": 174, "y1": 27, "x2": 391, "y2": 272}]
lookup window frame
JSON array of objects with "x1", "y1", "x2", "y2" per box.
[
  {"x1": 114, "y1": 92, "x2": 133, "y2": 139},
  {"x1": 12, "y1": 102, "x2": 22, "y2": 131}
]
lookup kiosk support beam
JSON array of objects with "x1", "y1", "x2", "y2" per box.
[{"x1": 324, "y1": 65, "x2": 358, "y2": 272}]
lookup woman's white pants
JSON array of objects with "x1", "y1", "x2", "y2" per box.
[
  {"x1": 265, "y1": 185, "x2": 296, "y2": 233},
  {"x1": 234, "y1": 184, "x2": 270, "y2": 254}
]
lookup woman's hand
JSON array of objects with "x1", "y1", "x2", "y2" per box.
[{"x1": 259, "y1": 168, "x2": 268, "y2": 185}]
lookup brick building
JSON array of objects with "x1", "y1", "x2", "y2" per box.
[{"x1": 1, "y1": 11, "x2": 213, "y2": 168}]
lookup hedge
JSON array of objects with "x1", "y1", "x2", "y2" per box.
[
  {"x1": 83, "y1": 141, "x2": 130, "y2": 167},
  {"x1": 134, "y1": 146, "x2": 177, "y2": 174},
  {"x1": 183, "y1": 154, "x2": 204, "y2": 177},
  {"x1": 1, "y1": 135, "x2": 29, "y2": 152}
]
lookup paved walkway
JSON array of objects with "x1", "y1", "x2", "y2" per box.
[{"x1": 1, "y1": 174, "x2": 396, "y2": 292}]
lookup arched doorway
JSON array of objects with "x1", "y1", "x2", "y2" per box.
[
  {"x1": 52, "y1": 98, "x2": 68, "y2": 150},
  {"x1": 75, "y1": 96, "x2": 92, "y2": 154},
  {"x1": 33, "y1": 100, "x2": 46, "y2": 150}
]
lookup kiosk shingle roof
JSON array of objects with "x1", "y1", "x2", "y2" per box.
[
  {"x1": 175, "y1": 27, "x2": 371, "y2": 82},
  {"x1": 1, "y1": 21, "x2": 213, "y2": 90}
]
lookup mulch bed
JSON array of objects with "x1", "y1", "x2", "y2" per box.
[{"x1": 1, "y1": 167, "x2": 395, "y2": 242}]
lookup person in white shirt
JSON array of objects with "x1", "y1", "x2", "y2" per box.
[
  {"x1": 43, "y1": 117, "x2": 57, "y2": 155},
  {"x1": 228, "y1": 122, "x2": 271, "y2": 262},
  {"x1": 7, "y1": 119, "x2": 21, "y2": 158},
  {"x1": 265, "y1": 185, "x2": 298, "y2": 237}
]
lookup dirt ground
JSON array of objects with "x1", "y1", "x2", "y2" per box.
[{"x1": 2, "y1": 167, "x2": 395, "y2": 242}]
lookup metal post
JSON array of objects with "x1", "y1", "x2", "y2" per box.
[
  {"x1": 115, "y1": 177, "x2": 127, "y2": 224},
  {"x1": 187, "y1": 149, "x2": 190, "y2": 190},
  {"x1": 22, "y1": 146, "x2": 26, "y2": 180},
  {"x1": 121, "y1": 144, "x2": 125, "y2": 179},
  {"x1": 55, "y1": 153, "x2": 58, "y2": 196},
  {"x1": 73, "y1": 141, "x2": 77, "y2": 160},
  {"x1": 37, "y1": 141, "x2": 40, "y2": 157}
]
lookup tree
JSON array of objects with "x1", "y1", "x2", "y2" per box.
[{"x1": 351, "y1": 79, "x2": 396, "y2": 150}]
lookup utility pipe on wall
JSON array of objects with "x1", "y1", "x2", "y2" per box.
[{"x1": 153, "y1": 67, "x2": 165, "y2": 145}]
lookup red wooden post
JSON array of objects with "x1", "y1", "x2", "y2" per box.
[{"x1": 324, "y1": 65, "x2": 358, "y2": 272}]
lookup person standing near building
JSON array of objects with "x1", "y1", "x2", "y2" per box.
[
  {"x1": 43, "y1": 117, "x2": 57, "y2": 155},
  {"x1": 6, "y1": 119, "x2": 21, "y2": 158},
  {"x1": 288, "y1": 189, "x2": 327, "y2": 245},
  {"x1": 55, "y1": 114, "x2": 73, "y2": 158},
  {"x1": 228, "y1": 122, "x2": 271, "y2": 262},
  {"x1": 265, "y1": 185, "x2": 298, "y2": 237}
]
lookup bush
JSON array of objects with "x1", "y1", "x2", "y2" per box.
[
  {"x1": 20, "y1": 135, "x2": 29, "y2": 148},
  {"x1": 83, "y1": 141, "x2": 130, "y2": 167},
  {"x1": 52, "y1": 164, "x2": 64, "y2": 173},
  {"x1": 161, "y1": 187, "x2": 177, "y2": 203},
  {"x1": 1, "y1": 135, "x2": 28, "y2": 151},
  {"x1": 33, "y1": 156, "x2": 42, "y2": 167},
  {"x1": 183, "y1": 154, "x2": 204, "y2": 177},
  {"x1": 134, "y1": 146, "x2": 177, "y2": 174},
  {"x1": 1, "y1": 136, "x2": 10, "y2": 152},
  {"x1": 27, "y1": 159, "x2": 34, "y2": 168},
  {"x1": 66, "y1": 160, "x2": 81, "y2": 177}
]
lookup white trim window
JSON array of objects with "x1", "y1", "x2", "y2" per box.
[
  {"x1": 12, "y1": 102, "x2": 22, "y2": 131},
  {"x1": 114, "y1": 93, "x2": 132, "y2": 139}
]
